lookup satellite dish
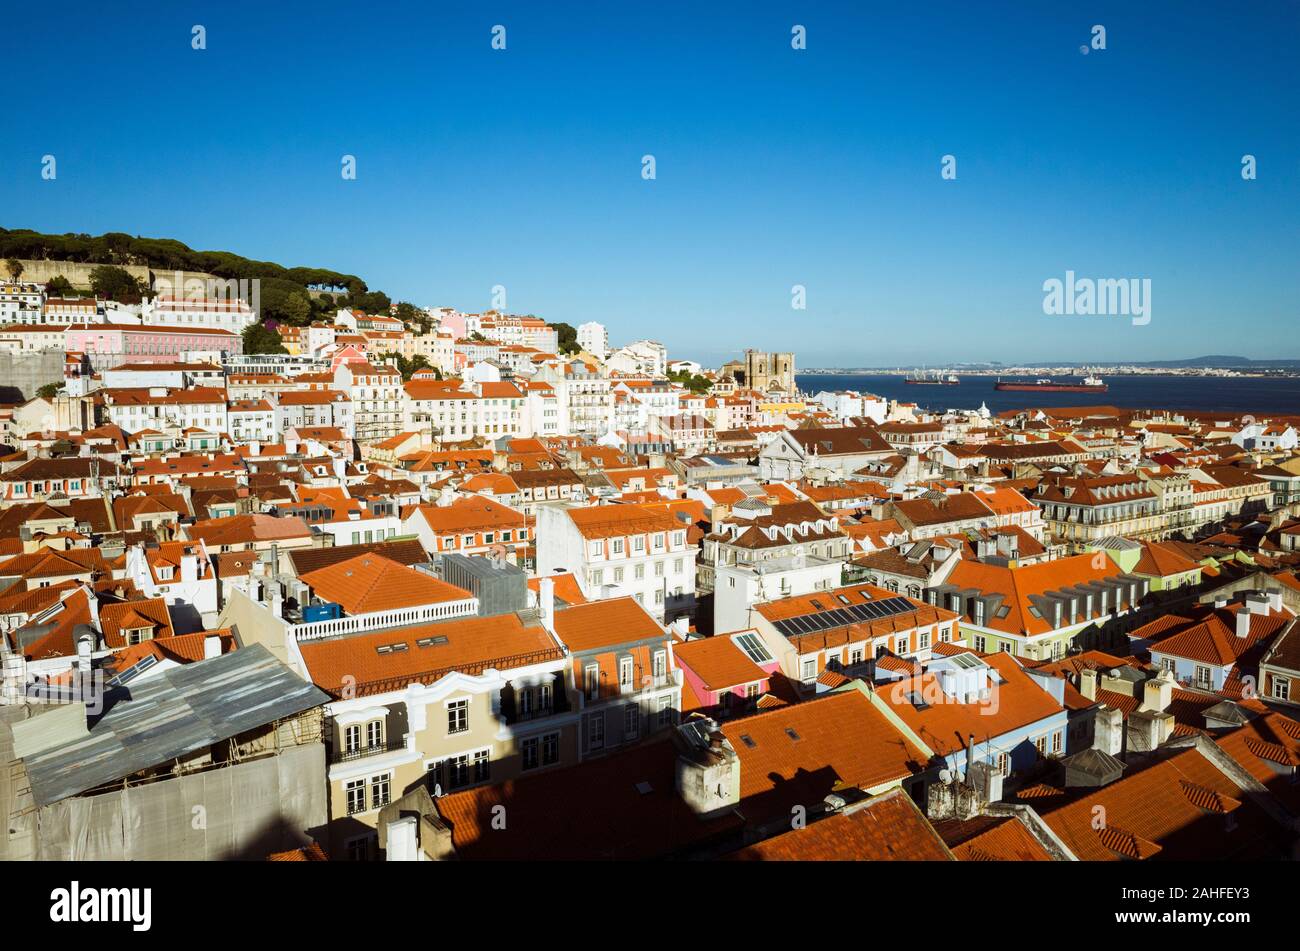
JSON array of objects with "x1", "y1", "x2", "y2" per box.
[{"x1": 939, "y1": 769, "x2": 953, "y2": 783}]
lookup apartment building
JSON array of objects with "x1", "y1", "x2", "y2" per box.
[
  {"x1": 750, "y1": 582, "x2": 961, "y2": 690},
  {"x1": 402, "y1": 496, "x2": 532, "y2": 562},
  {"x1": 273, "y1": 390, "x2": 355, "y2": 438},
  {"x1": 335, "y1": 361, "x2": 402, "y2": 443},
  {"x1": 926, "y1": 554, "x2": 1150, "y2": 661},
  {"x1": 536, "y1": 502, "x2": 697, "y2": 621}
]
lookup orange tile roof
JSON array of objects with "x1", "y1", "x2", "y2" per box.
[
  {"x1": 98, "y1": 597, "x2": 175, "y2": 649},
  {"x1": 719, "y1": 687, "x2": 930, "y2": 822},
  {"x1": 564, "y1": 503, "x2": 684, "y2": 540},
  {"x1": 551, "y1": 597, "x2": 666, "y2": 653},
  {"x1": 876, "y1": 652, "x2": 1065, "y2": 757},
  {"x1": 1036, "y1": 744, "x2": 1282, "y2": 861},
  {"x1": 298, "y1": 612, "x2": 566, "y2": 698},
  {"x1": 673, "y1": 634, "x2": 770, "y2": 691},
  {"x1": 727, "y1": 788, "x2": 953, "y2": 861},
  {"x1": 301, "y1": 554, "x2": 472, "y2": 615},
  {"x1": 947, "y1": 815, "x2": 1057, "y2": 861},
  {"x1": 526, "y1": 572, "x2": 586, "y2": 606}
]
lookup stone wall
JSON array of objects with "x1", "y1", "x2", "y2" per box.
[
  {"x1": 0, "y1": 350, "x2": 67, "y2": 402},
  {"x1": 6, "y1": 259, "x2": 217, "y2": 292}
]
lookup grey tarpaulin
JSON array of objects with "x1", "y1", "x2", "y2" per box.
[{"x1": 29, "y1": 744, "x2": 325, "y2": 860}]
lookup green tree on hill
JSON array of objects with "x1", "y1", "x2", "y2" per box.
[
  {"x1": 242, "y1": 323, "x2": 288, "y2": 355},
  {"x1": 552, "y1": 322, "x2": 580, "y2": 355},
  {"x1": 89, "y1": 265, "x2": 143, "y2": 302},
  {"x1": 45, "y1": 275, "x2": 75, "y2": 297}
]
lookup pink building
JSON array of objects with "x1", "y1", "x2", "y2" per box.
[
  {"x1": 65, "y1": 323, "x2": 241, "y2": 364},
  {"x1": 673, "y1": 629, "x2": 779, "y2": 717}
]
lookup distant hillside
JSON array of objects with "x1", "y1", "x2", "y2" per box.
[{"x1": 0, "y1": 227, "x2": 390, "y2": 329}]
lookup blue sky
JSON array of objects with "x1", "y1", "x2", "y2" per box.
[{"x1": 3, "y1": 1, "x2": 1297, "y2": 367}]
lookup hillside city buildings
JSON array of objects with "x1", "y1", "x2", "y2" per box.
[{"x1": 1, "y1": 276, "x2": 1300, "y2": 863}]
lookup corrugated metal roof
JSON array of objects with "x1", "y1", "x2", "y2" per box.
[{"x1": 17, "y1": 644, "x2": 328, "y2": 807}]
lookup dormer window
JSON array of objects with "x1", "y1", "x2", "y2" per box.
[
  {"x1": 156, "y1": 566, "x2": 174, "y2": 581},
  {"x1": 124, "y1": 626, "x2": 153, "y2": 646}
]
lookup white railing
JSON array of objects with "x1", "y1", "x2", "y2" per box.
[{"x1": 289, "y1": 598, "x2": 479, "y2": 641}]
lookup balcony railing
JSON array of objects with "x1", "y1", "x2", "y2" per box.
[
  {"x1": 330, "y1": 738, "x2": 405, "y2": 764},
  {"x1": 288, "y1": 598, "x2": 479, "y2": 641}
]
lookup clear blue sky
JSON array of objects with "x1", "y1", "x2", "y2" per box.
[{"x1": 4, "y1": 0, "x2": 1297, "y2": 367}]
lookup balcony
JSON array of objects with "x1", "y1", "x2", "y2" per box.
[{"x1": 330, "y1": 738, "x2": 405, "y2": 764}]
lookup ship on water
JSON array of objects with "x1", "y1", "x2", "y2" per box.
[
  {"x1": 993, "y1": 373, "x2": 1108, "y2": 393},
  {"x1": 904, "y1": 369, "x2": 960, "y2": 386}
]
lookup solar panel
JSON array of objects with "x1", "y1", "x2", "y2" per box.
[
  {"x1": 107, "y1": 654, "x2": 159, "y2": 688},
  {"x1": 734, "y1": 632, "x2": 773, "y2": 664},
  {"x1": 776, "y1": 597, "x2": 918, "y2": 638}
]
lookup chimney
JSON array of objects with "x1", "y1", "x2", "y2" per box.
[
  {"x1": 385, "y1": 816, "x2": 419, "y2": 861},
  {"x1": 1236, "y1": 610, "x2": 1252, "y2": 639},
  {"x1": 1267, "y1": 590, "x2": 1283, "y2": 613},
  {"x1": 965, "y1": 733, "x2": 976, "y2": 780},
  {"x1": 76, "y1": 632, "x2": 94, "y2": 671},
  {"x1": 1213, "y1": 594, "x2": 1228, "y2": 609},
  {"x1": 2, "y1": 649, "x2": 27, "y2": 705},
  {"x1": 204, "y1": 635, "x2": 223, "y2": 659},
  {"x1": 538, "y1": 576, "x2": 555, "y2": 632},
  {"x1": 1141, "y1": 672, "x2": 1172, "y2": 713},
  {"x1": 1080, "y1": 668, "x2": 1098, "y2": 702},
  {"x1": 675, "y1": 721, "x2": 741, "y2": 819},
  {"x1": 1246, "y1": 592, "x2": 1269, "y2": 616},
  {"x1": 1094, "y1": 706, "x2": 1124, "y2": 756}
]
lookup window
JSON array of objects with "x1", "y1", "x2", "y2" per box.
[
  {"x1": 652, "y1": 650, "x2": 667, "y2": 683},
  {"x1": 588, "y1": 712, "x2": 605, "y2": 750},
  {"x1": 654, "y1": 561, "x2": 664, "y2": 577},
  {"x1": 1195, "y1": 665, "x2": 1212, "y2": 688},
  {"x1": 973, "y1": 635, "x2": 986, "y2": 652},
  {"x1": 447, "y1": 699, "x2": 469, "y2": 734},
  {"x1": 345, "y1": 779, "x2": 366, "y2": 815},
  {"x1": 370, "y1": 773, "x2": 391, "y2": 809},
  {"x1": 344, "y1": 724, "x2": 361, "y2": 753},
  {"x1": 585, "y1": 664, "x2": 600, "y2": 700},
  {"x1": 673, "y1": 558, "x2": 684, "y2": 574},
  {"x1": 345, "y1": 836, "x2": 374, "y2": 862},
  {"x1": 1160, "y1": 657, "x2": 1175, "y2": 673},
  {"x1": 612, "y1": 539, "x2": 624, "y2": 555},
  {"x1": 801, "y1": 658, "x2": 817, "y2": 680},
  {"x1": 656, "y1": 696, "x2": 672, "y2": 727},
  {"x1": 614, "y1": 567, "x2": 624, "y2": 583},
  {"x1": 542, "y1": 732, "x2": 560, "y2": 765},
  {"x1": 895, "y1": 636, "x2": 908, "y2": 654},
  {"x1": 446, "y1": 754, "x2": 470, "y2": 789},
  {"x1": 997, "y1": 752, "x2": 1011, "y2": 777},
  {"x1": 539, "y1": 682, "x2": 553, "y2": 711},
  {"x1": 624, "y1": 703, "x2": 640, "y2": 739},
  {"x1": 619, "y1": 656, "x2": 633, "y2": 691},
  {"x1": 1273, "y1": 678, "x2": 1291, "y2": 701},
  {"x1": 522, "y1": 737, "x2": 540, "y2": 770},
  {"x1": 918, "y1": 630, "x2": 929, "y2": 650},
  {"x1": 1052, "y1": 731, "x2": 1063, "y2": 754},
  {"x1": 473, "y1": 750, "x2": 490, "y2": 783},
  {"x1": 591, "y1": 541, "x2": 603, "y2": 557},
  {"x1": 634, "y1": 564, "x2": 645, "y2": 580}
]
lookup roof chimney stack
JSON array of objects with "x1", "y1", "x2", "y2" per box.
[
  {"x1": 1236, "y1": 610, "x2": 1252, "y2": 639},
  {"x1": 538, "y1": 576, "x2": 555, "y2": 632}
]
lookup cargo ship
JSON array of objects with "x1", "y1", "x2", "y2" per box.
[
  {"x1": 993, "y1": 374, "x2": 1108, "y2": 393},
  {"x1": 904, "y1": 371, "x2": 960, "y2": 386}
]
